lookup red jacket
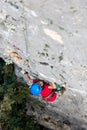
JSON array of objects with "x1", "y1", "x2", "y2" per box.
[{"x1": 33, "y1": 80, "x2": 57, "y2": 102}]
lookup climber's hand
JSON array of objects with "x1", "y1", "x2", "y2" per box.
[{"x1": 48, "y1": 83, "x2": 57, "y2": 89}]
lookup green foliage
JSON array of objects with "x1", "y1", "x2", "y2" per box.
[
  {"x1": 50, "y1": 20, "x2": 53, "y2": 24},
  {"x1": 44, "y1": 44, "x2": 50, "y2": 52},
  {"x1": 0, "y1": 58, "x2": 5, "y2": 84},
  {"x1": 59, "y1": 26, "x2": 65, "y2": 30},
  {"x1": 0, "y1": 58, "x2": 41, "y2": 130}
]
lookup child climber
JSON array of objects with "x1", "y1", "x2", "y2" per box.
[{"x1": 23, "y1": 71, "x2": 66, "y2": 103}]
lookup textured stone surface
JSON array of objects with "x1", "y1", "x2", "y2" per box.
[
  {"x1": 26, "y1": 98, "x2": 72, "y2": 130},
  {"x1": 0, "y1": 0, "x2": 87, "y2": 129}
]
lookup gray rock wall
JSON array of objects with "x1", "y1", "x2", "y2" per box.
[{"x1": 0, "y1": 0, "x2": 87, "y2": 129}]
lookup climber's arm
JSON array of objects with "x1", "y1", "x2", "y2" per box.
[{"x1": 48, "y1": 82, "x2": 57, "y2": 89}]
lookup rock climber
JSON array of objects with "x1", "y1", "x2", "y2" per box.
[
  {"x1": 23, "y1": 71, "x2": 66, "y2": 103},
  {"x1": 9, "y1": 51, "x2": 66, "y2": 102}
]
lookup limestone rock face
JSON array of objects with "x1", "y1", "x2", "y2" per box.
[{"x1": 0, "y1": 0, "x2": 87, "y2": 129}]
